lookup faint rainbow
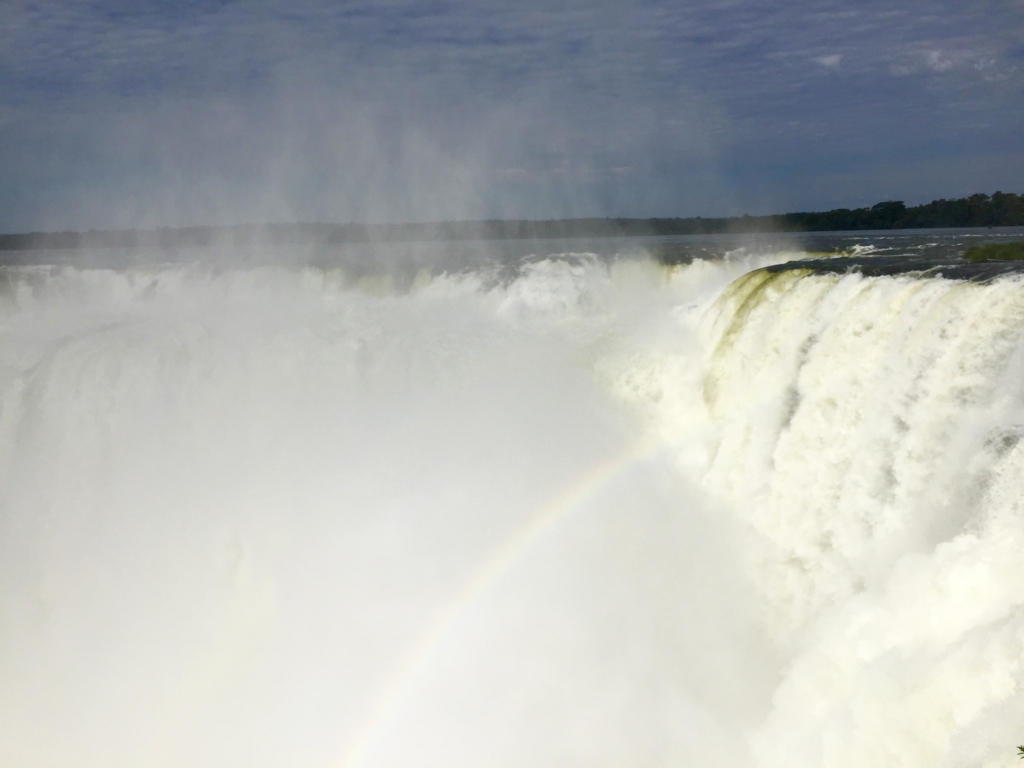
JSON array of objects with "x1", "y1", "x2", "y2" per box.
[{"x1": 337, "y1": 434, "x2": 670, "y2": 768}]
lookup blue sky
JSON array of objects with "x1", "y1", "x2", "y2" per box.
[{"x1": 1, "y1": 0, "x2": 1022, "y2": 230}]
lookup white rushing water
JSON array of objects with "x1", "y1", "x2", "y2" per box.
[{"x1": 2, "y1": 252, "x2": 1024, "y2": 767}]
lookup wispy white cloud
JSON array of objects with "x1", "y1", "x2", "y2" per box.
[{"x1": 926, "y1": 49, "x2": 954, "y2": 71}]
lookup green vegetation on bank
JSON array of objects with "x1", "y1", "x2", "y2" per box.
[
  {"x1": 964, "y1": 242, "x2": 1024, "y2": 263},
  {"x1": 2, "y1": 191, "x2": 1023, "y2": 251}
]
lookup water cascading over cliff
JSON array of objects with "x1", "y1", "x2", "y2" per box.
[{"x1": 2, "y1": 251, "x2": 1024, "y2": 768}]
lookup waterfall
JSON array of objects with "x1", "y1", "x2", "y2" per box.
[{"x1": 2, "y1": 253, "x2": 1024, "y2": 767}]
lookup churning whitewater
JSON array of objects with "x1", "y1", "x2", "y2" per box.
[{"x1": 3, "y1": 250, "x2": 1024, "y2": 768}]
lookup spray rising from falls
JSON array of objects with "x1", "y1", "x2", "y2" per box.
[{"x1": 2, "y1": 250, "x2": 1024, "y2": 767}]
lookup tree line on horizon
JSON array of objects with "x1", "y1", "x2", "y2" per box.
[{"x1": 1, "y1": 191, "x2": 1022, "y2": 251}]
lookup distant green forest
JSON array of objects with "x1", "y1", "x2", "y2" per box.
[{"x1": 2, "y1": 191, "x2": 1023, "y2": 251}]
